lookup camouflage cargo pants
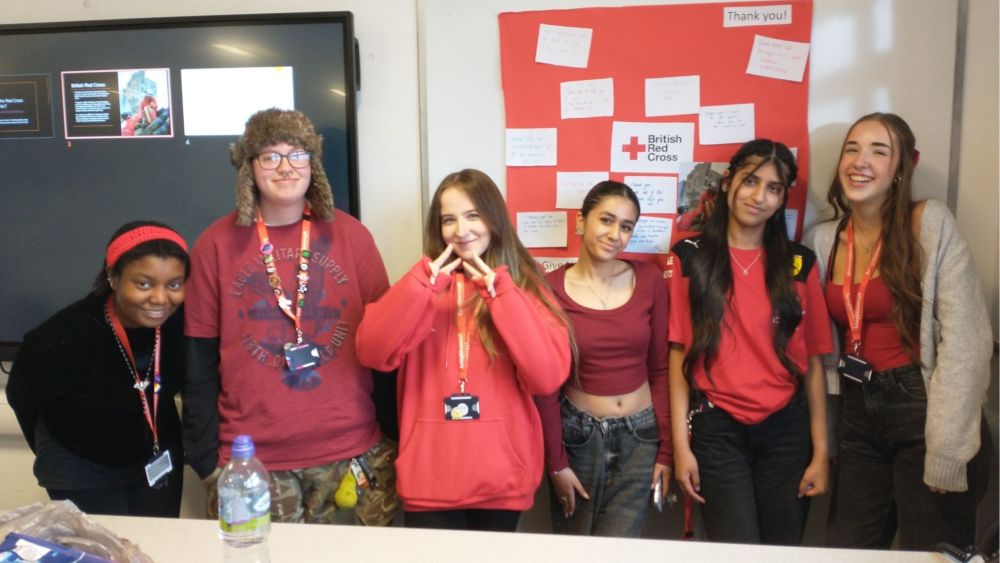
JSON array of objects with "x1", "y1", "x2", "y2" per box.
[{"x1": 207, "y1": 437, "x2": 398, "y2": 526}]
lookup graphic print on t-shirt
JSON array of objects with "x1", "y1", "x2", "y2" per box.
[{"x1": 228, "y1": 234, "x2": 353, "y2": 391}]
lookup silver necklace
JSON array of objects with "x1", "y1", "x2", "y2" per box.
[
  {"x1": 584, "y1": 282, "x2": 612, "y2": 310},
  {"x1": 729, "y1": 249, "x2": 763, "y2": 276}
]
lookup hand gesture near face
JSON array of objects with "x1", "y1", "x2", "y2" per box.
[
  {"x1": 428, "y1": 244, "x2": 462, "y2": 286},
  {"x1": 462, "y1": 255, "x2": 497, "y2": 298}
]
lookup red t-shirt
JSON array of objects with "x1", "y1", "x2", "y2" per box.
[
  {"x1": 668, "y1": 239, "x2": 833, "y2": 424},
  {"x1": 536, "y1": 260, "x2": 672, "y2": 470},
  {"x1": 185, "y1": 210, "x2": 389, "y2": 471},
  {"x1": 825, "y1": 276, "x2": 916, "y2": 371}
]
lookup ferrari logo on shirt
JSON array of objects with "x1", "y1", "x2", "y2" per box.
[{"x1": 792, "y1": 254, "x2": 803, "y2": 276}]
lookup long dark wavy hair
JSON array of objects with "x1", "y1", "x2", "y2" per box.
[
  {"x1": 826, "y1": 113, "x2": 922, "y2": 357},
  {"x1": 682, "y1": 139, "x2": 802, "y2": 384},
  {"x1": 424, "y1": 169, "x2": 573, "y2": 358}
]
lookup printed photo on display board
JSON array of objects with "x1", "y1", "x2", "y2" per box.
[
  {"x1": 499, "y1": 0, "x2": 813, "y2": 271},
  {"x1": 61, "y1": 68, "x2": 173, "y2": 139}
]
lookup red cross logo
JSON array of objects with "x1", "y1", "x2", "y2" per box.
[{"x1": 622, "y1": 136, "x2": 645, "y2": 160}]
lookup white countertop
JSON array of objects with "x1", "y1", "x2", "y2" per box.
[{"x1": 90, "y1": 515, "x2": 949, "y2": 563}]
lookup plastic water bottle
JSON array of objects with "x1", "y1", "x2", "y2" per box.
[{"x1": 218, "y1": 435, "x2": 271, "y2": 562}]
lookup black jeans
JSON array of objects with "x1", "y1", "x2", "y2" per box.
[
  {"x1": 46, "y1": 473, "x2": 182, "y2": 517},
  {"x1": 404, "y1": 509, "x2": 521, "y2": 532},
  {"x1": 827, "y1": 364, "x2": 990, "y2": 551},
  {"x1": 689, "y1": 387, "x2": 812, "y2": 545}
]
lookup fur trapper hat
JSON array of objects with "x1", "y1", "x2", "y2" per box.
[{"x1": 231, "y1": 108, "x2": 335, "y2": 226}]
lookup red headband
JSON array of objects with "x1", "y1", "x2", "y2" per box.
[{"x1": 106, "y1": 226, "x2": 189, "y2": 268}]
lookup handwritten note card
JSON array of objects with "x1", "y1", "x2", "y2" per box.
[
  {"x1": 517, "y1": 211, "x2": 568, "y2": 248},
  {"x1": 645, "y1": 75, "x2": 700, "y2": 117},
  {"x1": 536, "y1": 24, "x2": 593, "y2": 68},
  {"x1": 506, "y1": 128, "x2": 557, "y2": 166},
  {"x1": 746, "y1": 35, "x2": 810, "y2": 82},
  {"x1": 699, "y1": 103, "x2": 754, "y2": 145},
  {"x1": 561, "y1": 78, "x2": 614, "y2": 119},
  {"x1": 556, "y1": 171, "x2": 609, "y2": 209},
  {"x1": 534, "y1": 256, "x2": 577, "y2": 273},
  {"x1": 623, "y1": 176, "x2": 678, "y2": 214},
  {"x1": 624, "y1": 217, "x2": 673, "y2": 255},
  {"x1": 785, "y1": 209, "x2": 798, "y2": 240}
]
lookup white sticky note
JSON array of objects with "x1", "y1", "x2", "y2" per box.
[
  {"x1": 623, "y1": 176, "x2": 678, "y2": 214},
  {"x1": 785, "y1": 208, "x2": 798, "y2": 240},
  {"x1": 536, "y1": 24, "x2": 593, "y2": 68},
  {"x1": 699, "y1": 103, "x2": 755, "y2": 145},
  {"x1": 534, "y1": 256, "x2": 577, "y2": 273},
  {"x1": 722, "y1": 4, "x2": 792, "y2": 27},
  {"x1": 746, "y1": 35, "x2": 810, "y2": 82},
  {"x1": 556, "y1": 171, "x2": 609, "y2": 209},
  {"x1": 645, "y1": 75, "x2": 700, "y2": 117},
  {"x1": 517, "y1": 211, "x2": 568, "y2": 248},
  {"x1": 561, "y1": 78, "x2": 614, "y2": 119},
  {"x1": 505, "y1": 128, "x2": 557, "y2": 166},
  {"x1": 624, "y1": 217, "x2": 673, "y2": 254},
  {"x1": 610, "y1": 121, "x2": 695, "y2": 174}
]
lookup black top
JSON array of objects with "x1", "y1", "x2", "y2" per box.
[{"x1": 6, "y1": 292, "x2": 185, "y2": 471}]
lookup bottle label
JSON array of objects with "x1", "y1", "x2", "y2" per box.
[{"x1": 220, "y1": 487, "x2": 271, "y2": 533}]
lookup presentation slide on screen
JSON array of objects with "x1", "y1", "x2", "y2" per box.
[
  {"x1": 61, "y1": 68, "x2": 173, "y2": 139},
  {"x1": 181, "y1": 66, "x2": 295, "y2": 136},
  {"x1": 0, "y1": 74, "x2": 54, "y2": 139}
]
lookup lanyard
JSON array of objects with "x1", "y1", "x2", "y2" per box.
[
  {"x1": 255, "y1": 207, "x2": 312, "y2": 344},
  {"x1": 841, "y1": 218, "x2": 883, "y2": 355},
  {"x1": 106, "y1": 296, "x2": 161, "y2": 453},
  {"x1": 455, "y1": 274, "x2": 476, "y2": 394}
]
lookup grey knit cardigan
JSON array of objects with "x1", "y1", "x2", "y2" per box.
[{"x1": 804, "y1": 199, "x2": 992, "y2": 492}]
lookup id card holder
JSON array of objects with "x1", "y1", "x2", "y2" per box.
[
  {"x1": 444, "y1": 394, "x2": 480, "y2": 421},
  {"x1": 838, "y1": 353, "x2": 873, "y2": 384},
  {"x1": 284, "y1": 342, "x2": 320, "y2": 371},
  {"x1": 145, "y1": 449, "x2": 172, "y2": 488},
  {"x1": 349, "y1": 458, "x2": 371, "y2": 490}
]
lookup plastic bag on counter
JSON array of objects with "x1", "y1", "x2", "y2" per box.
[{"x1": 0, "y1": 501, "x2": 153, "y2": 563}]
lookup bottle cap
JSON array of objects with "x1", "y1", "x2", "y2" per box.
[{"x1": 232, "y1": 434, "x2": 255, "y2": 459}]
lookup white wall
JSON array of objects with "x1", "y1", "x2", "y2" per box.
[{"x1": 955, "y1": 0, "x2": 999, "y2": 339}]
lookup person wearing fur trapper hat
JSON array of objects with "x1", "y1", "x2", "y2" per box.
[
  {"x1": 230, "y1": 108, "x2": 336, "y2": 226},
  {"x1": 182, "y1": 108, "x2": 399, "y2": 527}
]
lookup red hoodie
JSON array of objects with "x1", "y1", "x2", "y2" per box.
[{"x1": 356, "y1": 258, "x2": 571, "y2": 511}]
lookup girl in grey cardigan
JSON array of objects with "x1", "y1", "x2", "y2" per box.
[{"x1": 804, "y1": 112, "x2": 991, "y2": 551}]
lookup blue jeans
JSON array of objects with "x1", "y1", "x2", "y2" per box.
[
  {"x1": 550, "y1": 396, "x2": 658, "y2": 537},
  {"x1": 689, "y1": 387, "x2": 812, "y2": 545},
  {"x1": 827, "y1": 364, "x2": 990, "y2": 550}
]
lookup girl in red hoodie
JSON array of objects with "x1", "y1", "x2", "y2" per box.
[{"x1": 357, "y1": 169, "x2": 572, "y2": 531}]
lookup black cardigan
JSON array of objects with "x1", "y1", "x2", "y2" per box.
[{"x1": 6, "y1": 292, "x2": 185, "y2": 468}]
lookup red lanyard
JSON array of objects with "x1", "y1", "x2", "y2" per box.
[
  {"x1": 255, "y1": 207, "x2": 312, "y2": 344},
  {"x1": 841, "y1": 218, "x2": 883, "y2": 355},
  {"x1": 106, "y1": 296, "x2": 161, "y2": 453},
  {"x1": 455, "y1": 274, "x2": 476, "y2": 394}
]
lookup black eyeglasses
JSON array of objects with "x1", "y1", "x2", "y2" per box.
[{"x1": 256, "y1": 150, "x2": 311, "y2": 170}]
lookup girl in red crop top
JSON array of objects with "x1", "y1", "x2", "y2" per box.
[{"x1": 535, "y1": 181, "x2": 671, "y2": 537}]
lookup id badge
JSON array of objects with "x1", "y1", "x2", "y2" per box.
[
  {"x1": 444, "y1": 394, "x2": 480, "y2": 421},
  {"x1": 145, "y1": 449, "x2": 172, "y2": 488},
  {"x1": 284, "y1": 342, "x2": 320, "y2": 371},
  {"x1": 838, "y1": 353, "x2": 873, "y2": 384}
]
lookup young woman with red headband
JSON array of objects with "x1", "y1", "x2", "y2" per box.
[{"x1": 7, "y1": 221, "x2": 189, "y2": 516}]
